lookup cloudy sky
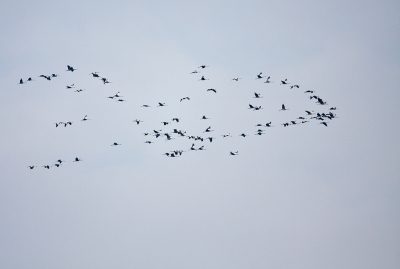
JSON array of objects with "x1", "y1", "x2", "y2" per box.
[{"x1": 0, "y1": 0, "x2": 399, "y2": 268}]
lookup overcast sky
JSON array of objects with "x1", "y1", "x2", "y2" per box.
[{"x1": 0, "y1": 0, "x2": 399, "y2": 268}]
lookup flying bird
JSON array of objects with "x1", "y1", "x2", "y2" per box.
[
  {"x1": 66, "y1": 65, "x2": 77, "y2": 72},
  {"x1": 230, "y1": 151, "x2": 239, "y2": 155},
  {"x1": 207, "y1": 88, "x2": 217, "y2": 93}
]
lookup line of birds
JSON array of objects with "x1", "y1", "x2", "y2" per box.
[
  {"x1": 21, "y1": 64, "x2": 338, "y2": 166},
  {"x1": 28, "y1": 158, "x2": 81, "y2": 170}
]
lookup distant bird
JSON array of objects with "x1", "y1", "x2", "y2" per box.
[
  {"x1": 51, "y1": 74, "x2": 59, "y2": 77},
  {"x1": 190, "y1": 70, "x2": 200, "y2": 74},
  {"x1": 39, "y1": 75, "x2": 51, "y2": 80},
  {"x1": 330, "y1": 107, "x2": 337, "y2": 110},
  {"x1": 232, "y1": 78, "x2": 241, "y2": 81},
  {"x1": 281, "y1": 79, "x2": 289, "y2": 84},
  {"x1": 27, "y1": 165, "x2": 35, "y2": 169},
  {"x1": 206, "y1": 137, "x2": 215, "y2": 142},
  {"x1": 66, "y1": 84, "x2": 75, "y2": 89},
  {"x1": 222, "y1": 133, "x2": 232, "y2": 138},
  {"x1": 81, "y1": 115, "x2": 90, "y2": 121},
  {"x1": 54, "y1": 163, "x2": 61, "y2": 167},
  {"x1": 116, "y1": 99, "x2": 126, "y2": 102},
  {"x1": 144, "y1": 141, "x2": 153, "y2": 144},
  {"x1": 265, "y1": 122, "x2": 273, "y2": 127},
  {"x1": 305, "y1": 110, "x2": 314, "y2": 115},
  {"x1": 141, "y1": 105, "x2": 151, "y2": 107},
  {"x1": 198, "y1": 65, "x2": 208, "y2": 69},
  {"x1": 204, "y1": 126, "x2": 213, "y2": 133},
  {"x1": 239, "y1": 133, "x2": 248, "y2": 137},
  {"x1": 73, "y1": 157, "x2": 82, "y2": 162},
  {"x1": 158, "y1": 102, "x2": 166, "y2": 107},
  {"x1": 230, "y1": 151, "x2": 239, "y2": 155},
  {"x1": 172, "y1": 118, "x2": 180, "y2": 122},
  {"x1": 253, "y1": 106, "x2": 263, "y2": 110},
  {"x1": 111, "y1": 142, "x2": 121, "y2": 146},
  {"x1": 143, "y1": 133, "x2": 149, "y2": 136},
  {"x1": 320, "y1": 122, "x2": 328, "y2": 127},
  {"x1": 253, "y1": 92, "x2": 262, "y2": 98},
  {"x1": 27, "y1": 77, "x2": 34, "y2": 82},
  {"x1": 304, "y1": 90, "x2": 314, "y2": 93},
  {"x1": 90, "y1": 72, "x2": 100, "y2": 77},
  {"x1": 133, "y1": 119, "x2": 143, "y2": 125},
  {"x1": 64, "y1": 121, "x2": 72, "y2": 127},
  {"x1": 114, "y1": 92, "x2": 123, "y2": 98},
  {"x1": 248, "y1": 104, "x2": 255, "y2": 109},
  {"x1": 280, "y1": 104, "x2": 289, "y2": 111},
  {"x1": 264, "y1": 76, "x2": 271, "y2": 83},
  {"x1": 100, "y1": 77, "x2": 111, "y2": 84},
  {"x1": 290, "y1": 85, "x2": 300, "y2": 89},
  {"x1": 198, "y1": 145, "x2": 206, "y2": 150},
  {"x1": 201, "y1": 115, "x2": 210, "y2": 120},
  {"x1": 207, "y1": 88, "x2": 217, "y2": 93},
  {"x1": 255, "y1": 132, "x2": 264, "y2": 135},
  {"x1": 66, "y1": 65, "x2": 77, "y2": 72},
  {"x1": 75, "y1": 89, "x2": 85, "y2": 92},
  {"x1": 317, "y1": 97, "x2": 327, "y2": 105},
  {"x1": 43, "y1": 165, "x2": 51, "y2": 169},
  {"x1": 282, "y1": 123, "x2": 289, "y2": 127},
  {"x1": 256, "y1": 72, "x2": 265, "y2": 79},
  {"x1": 199, "y1": 76, "x2": 209, "y2": 81},
  {"x1": 56, "y1": 159, "x2": 65, "y2": 164},
  {"x1": 190, "y1": 143, "x2": 196, "y2": 150},
  {"x1": 55, "y1": 122, "x2": 63, "y2": 127},
  {"x1": 161, "y1": 121, "x2": 170, "y2": 126},
  {"x1": 290, "y1": 121, "x2": 298, "y2": 125},
  {"x1": 180, "y1": 97, "x2": 190, "y2": 102}
]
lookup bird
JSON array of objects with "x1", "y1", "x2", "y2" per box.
[
  {"x1": 27, "y1": 77, "x2": 34, "y2": 82},
  {"x1": 81, "y1": 115, "x2": 90, "y2": 121},
  {"x1": 172, "y1": 118, "x2": 180, "y2": 122},
  {"x1": 320, "y1": 122, "x2": 328, "y2": 127},
  {"x1": 206, "y1": 137, "x2": 215, "y2": 142},
  {"x1": 290, "y1": 121, "x2": 298, "y2": 125},
  {"x1": 55, "y1": 122, "x2": 63, "y2": 127},
  {"x1": 304, "y1": 90, "x2": 314, "y2": 93},
  {"x1": 90, "y1": 72, "x2": 100, "y2": 77},
  {"x1": 222, "y1": 133, "x2": 232, "y2": 138},
  {"x1": 43, "y1": 165, "x2": 51, "y2": 169},
  {"x1": 201, "y1": 115, "x2": 210, "y2": 120},
  {"x1": 161, "y1": 121, "x2": 170, "y2": 126},
  {"x1": 180, "y1": 97, "x2": 190, "y2": 102},
  {"x1": 190, "y1": 70, "x2": 200, "y2": 74},
  {"x1": 73, "y1": 157, "x2": 82, "y2": 162},
  {"x1": 265, "y1": 122, "x2": 273, "y2": 127},
  {"x1": 264, "y1": 76, "x2": 271, "y2": 83},
  {"x1": 51, "y1": 74, "x2": 59, "y2": 77},
  {"x1": 114, "y1": 92, "x2": 123, "y2": 98},
  {"x1": 253, "y1": 106, "x2": 263, "y2": 110},
  {"x1": 282, "y1": 123, "x2": 289, "y2": 127},
  {"x1": 198, "y1": 146, "x2": 206, "y2": 150},
  {"x1": 133, "y1": 119, "x2": 143, "y2": 125},
  {"x1": 74, "y1": 89, "x2": 85, "y2": 92},
  {"x1": 39, "y1": 75, "x2": 51, "y2": 80},
  {"x1": 330, "y1": 107, "x2": 337, "y2": 110},
  {"x1": 248, "y1": 104, "x2": 255, "y2": 109},
  {"x1": 143, "y1": 133, "x2": 149, "y2": 136},
  {"x1": 281, "y1": 79, "x2": 289, "y2": 84},
  {"x1": 111, "y1": 142, "x2": 121, "y2": 146},
  {"x1": 100, "y1": 77, "x2": 111, "y2": 84},
  {"x1": 56, "y1": 159, "x2": 65, "y2": 164},
  {"x1": 199, "y1": 76, "x2": 209, "y2": 81},
  {"x1": 54, "y1": 163, "x2": 61, "y2": 167},
  {"x1": 27, "y1": 165, "x2": 35, "y2": 169},
  {"x1": 66, "y1": 84, "x2": 75, "y2": 89},
  {"x1": 239, "y1": 133, "x2": 248, "y2": 137},
  {"x1": 254, "y1": 92, "x2": 262, "y2": 98},
  {"x1": 141, "y1": 105, "x2": 151, "y2": 107},
  {"x1": 317, "y1": 97, "x2": 327, "y2": 105},
  {"x1": 305, "y1": 110, "x2": 314, "y2": 115},
  {"x1": 190, "y1": 143, "x2": 196, "y2": 150},
  {"x1": 158, "y1": 102, "x2": 166, "y2": 107},
  {"x1": 64, "y1": 121, "x2": 72, "y2": 127},
  {"x1": 255, "y1": 132, "x2": 265, "y2": 135},
  {"x1": 66, "y1": 65, "x2": 77, "y2": 72},
  {"x1": 290, "y1": 85, "x2": 300, "y2": 89},
  {"x1": 144, "y1": 141, "x2": 153, "y2": 144},
  {"x1": 232, "y1": 78, "x2": 241, "y2": 81},
  {"x1": 256, "y1": 72, "x2": 265, "y2": 79},
  {"x1": 198, "y1": 65, "x2": 208, "y2": 69},
  {"x1": 280, "y1": 104, "x2": 289, "y2": 111},
  {"x1": 230, "y1": 151, "x2": 239, "y2": 155},
  {"x1": 207, "y1": 88, "x2": 217, "y2": 93},
  {"x1": 18, "y1": 78, "x2": 26, "y2": 84},
  {"x1": 116, "y1": 99, "x2": 126, "y2": 102},
  {"x1": 204, "y1": 126, "x2": 213, "y2": 133}
]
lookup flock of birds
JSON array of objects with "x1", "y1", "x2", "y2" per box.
[{"x1": 20, "y1": 65, "x2": 338, "y2": 168}]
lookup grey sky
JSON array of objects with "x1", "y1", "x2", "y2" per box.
[{"x1": 0, "y1": 0, "x2": 399, "y2": 268}]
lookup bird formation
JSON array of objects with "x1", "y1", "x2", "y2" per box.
[{"x1": 21, "y1": 64, "x2": 338, "y2": 167}]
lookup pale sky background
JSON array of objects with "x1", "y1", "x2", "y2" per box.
[{"x1": 0, "y1": 0, "x2": 399, "y2": 268}]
